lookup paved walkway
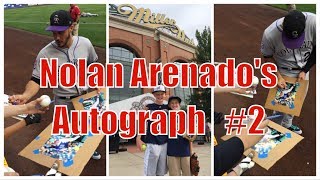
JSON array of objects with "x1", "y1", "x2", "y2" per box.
[{"x1": 109, "y1": 142, "x2": 212, "y2": 176}]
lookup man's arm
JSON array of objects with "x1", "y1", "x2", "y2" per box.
[
  {"x1": 4, "y1": 98, "x2": 48, "y2": 118},
  {"x1": 260, "y1": 31, "x2": 286, "y2": 87},
  {"x1": 189, "y1": 141, "x2": 193, "y2": 156},
  {"x1": 136, "y1": 105, "x2": 149, "y2": 151},
  {"x1": 214, "y1": 136, "x2": 244, "y2": 176},
  {"x1": 22, "y1": 80, "x2": 41, "y2": 100},
  {"x1": 5, "y1": 114, "x2": 42, "y2": 139},
  {"x1": 136, "y1": 135, "x2": 144, "y2": 151},
  {"x1": 9, "y1": 80, "x2": 40, "y2": 104},
  {"x1": 4, "y1": 105, "x2": 28, "y2": 118},
  {"x1": 4, "y1": 121, "x2": 27, "y2": 139},
  {"x1": 214, "y1": 87, "x2": 251, "y2": 94},
  {"x1": 301, "y1": 46, "x2": 316, "y2": 73},
  {"x1": 297, "y1": 47, "x2": 316, "y2": 82},
  {"x1": 263, "y1": 57, "x2": 286, "y2": 88},
  {"x1": 214, "y1": 119, "x2": 269, "y2": 176},
  {"x1": 263, "y1": 56, "x2": 282, "y2": 77}
]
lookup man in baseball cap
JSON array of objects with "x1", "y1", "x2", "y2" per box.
[
  {"x1": 261, "y1": 9, "x2": 316, "y2": 135},
  {"x1": 46, "y1": 10, "x2": 73, "y2": 32},
  {"x1": 282, "y1": 10, "x2": 306, "y2": 49},
  {"x1": 10, "y1": 9, "x2": 103, "y2": 161},
  {"x1": 46, "y1": 10, "x2": 74, "y2": 48}
]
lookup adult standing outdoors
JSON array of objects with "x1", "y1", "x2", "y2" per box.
[
  {"x1": 9, "y1": 10, "x2": 102, "y2": 160},
  {"x1": 70, "y1": 4, "x2": 81, "y2": 36},
  {"x1": 261, "y1": 10, "x2": 316, "y2": 134}
]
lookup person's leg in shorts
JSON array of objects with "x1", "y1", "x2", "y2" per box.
[
  {"x1": 168, "y1": 156, "x2": 181, "y2": 176},
  {"x1": 181, "y1": 156, "x2": 191, "y2": 176}
]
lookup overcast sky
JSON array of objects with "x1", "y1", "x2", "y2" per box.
[{"x1": 116, "y1": 4, "x2": 212, "y2": 45}]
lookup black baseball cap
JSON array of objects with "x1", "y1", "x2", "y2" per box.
[
  {"x1": 282, "y1": 10, "x2": 306, "y2": 49},
  {"x1": 168, "y1": 96, "x2": 182, "y2": 104},
  {"x1": 46, "y1": 10, "x2": 73, "y2": 32}
]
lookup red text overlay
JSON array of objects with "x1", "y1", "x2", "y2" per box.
[
  {"x1": 39, "y1": 58, "x2": 277, "y2": 137},
  {"x1": 51, "y1": 105, "x2": 205, "y2": 139},
  {"x1": 40, "y1": 58, "x2": 278, "y2": 89},
  {"x1": 224, "y1": 105, "x2": 266, "y2": 135}
]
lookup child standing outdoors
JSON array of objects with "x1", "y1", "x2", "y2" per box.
[
  {"x1": 136, "y1": 85, "x2": 168, "y2": 176},
  {"x1": 167, "y1": 96, "x2": 193, "y2": 176}
]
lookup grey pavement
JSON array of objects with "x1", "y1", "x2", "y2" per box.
[{"x1": 109, "y1": 142, "x2": 212, "y2": 176}]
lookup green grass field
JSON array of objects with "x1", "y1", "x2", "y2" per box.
[
  {"x1": 270, "y1": 4, "x2": 316, "y2": 14},
  {"x1": 5, "y1": 4, "x2": 106, "y2": 48}
]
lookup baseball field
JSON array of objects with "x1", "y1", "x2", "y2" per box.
[
  {"x1": 270, "y1": 4, "x2": 316, "y2": 13},
  {"x1": 4, "y1": 4, "x2": 106, "y2": 176},
  {"x1": 214, "y1": 4, "x2": 316, "y2": 176},
  {"x1": 4, "y1": 4, "x2": 106, "y2": 48}
]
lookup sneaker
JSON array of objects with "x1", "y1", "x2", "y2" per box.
[
  {"x1": 46, "y1": 160, "x2": 59, "y2": 176},
  {"x1": 92, "y1": 151, "x2": 101, "y2": 160},
  {"x1": 232, "y1": 152, "x2": 255, "y2": 175},
  {"x1": 287, "y1": 124, "x2": 302, "y2": 135}
]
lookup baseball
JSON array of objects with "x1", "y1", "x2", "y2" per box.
[
  {"x1": 141, "y1": 144, "x2": 147, "y2": 151},
  {"x1": 252, "y1": 76, "x2": 259, "y2": 85},
  {"x1": 40, "y1": 95, "x2": 51, "y2": 107}
]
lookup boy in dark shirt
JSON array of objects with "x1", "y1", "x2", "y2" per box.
[
  {"x1": 167, "y1": 96, "x2": 193, "y2": 176},
  {"x1": 136, "y1": 85, "x2": 168, "y2": 176}
]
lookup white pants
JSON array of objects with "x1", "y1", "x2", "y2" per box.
[{"x1": 144, "y1": 143, "x2": 168, "y2": 176}]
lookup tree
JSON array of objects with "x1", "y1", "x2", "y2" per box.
[{"x1": 187, "y1": 26, "x2": 211, "y2": 121}]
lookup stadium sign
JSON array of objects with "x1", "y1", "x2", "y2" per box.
[{"x1": 116, "y1": 4, "x2": 195, "y2": 46}]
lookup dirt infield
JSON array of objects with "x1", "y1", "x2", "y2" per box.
[
  {"x1": 4, "y1": 27, "x2": 106, "y2": 176},
  {"x1": 214, "y1": 5, "x2": 316, "y2": 176}
]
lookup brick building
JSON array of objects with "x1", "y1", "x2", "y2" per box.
[{"x1": 109, "y1": 4, "x2": 196, "y2": 104}]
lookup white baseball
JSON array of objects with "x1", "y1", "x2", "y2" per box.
[
  {"x1": 252, "y1": 76, "x2": 259, "y2": 85},
  {"x1": 40, "y1": 95, "x2": 51, "y2": 107}
]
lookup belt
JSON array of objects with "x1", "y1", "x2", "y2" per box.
[
  {"x1": 57, "y1": 95, "x2": 79, "y2": 100},
  {"x1": 281, "y1": 67, "x2": 302, "y2": 71},
  {"x1": 57, "y1": 91, "x2": 89, "y2": 100}
]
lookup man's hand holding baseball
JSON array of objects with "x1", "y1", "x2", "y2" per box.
[{"x1": 25, "y1": 98, "x2": 49, "y2": 114}]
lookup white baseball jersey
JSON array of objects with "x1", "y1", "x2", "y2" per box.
[
  {"x1": 261, "y1": 12, "x2": 316, "y2": 78},
  {"x1": 32, "y1": 36, "x2": 98, "y2": 97}
]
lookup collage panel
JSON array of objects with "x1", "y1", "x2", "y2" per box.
[
  {"x1": 108, "y1": 3, "x2": 212, "y2": 176},
  {"x1": 214, "y1": 4, "x2": 316, "y2": 176},
  {"x1": 1, "y1": 1, "x2": 319, "y2": 179},
  {"x1": 4, "y1": 4, "x2": 106, "y2": 176}
]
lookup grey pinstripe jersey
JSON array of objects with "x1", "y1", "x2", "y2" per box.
[
  {"x1": 32, "y1": 36, "x2": 98, "y2": 97},
  {"x1": 261, "y1": 12, "x2": 316, "y2": 79}
]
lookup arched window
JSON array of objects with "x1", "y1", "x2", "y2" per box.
[
  {"x1": 109, "y1": 46, "x2": 142, "y2": 103},
  {"x1": 174, "y1": 61, "x2": 193, "y2": 107}
]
